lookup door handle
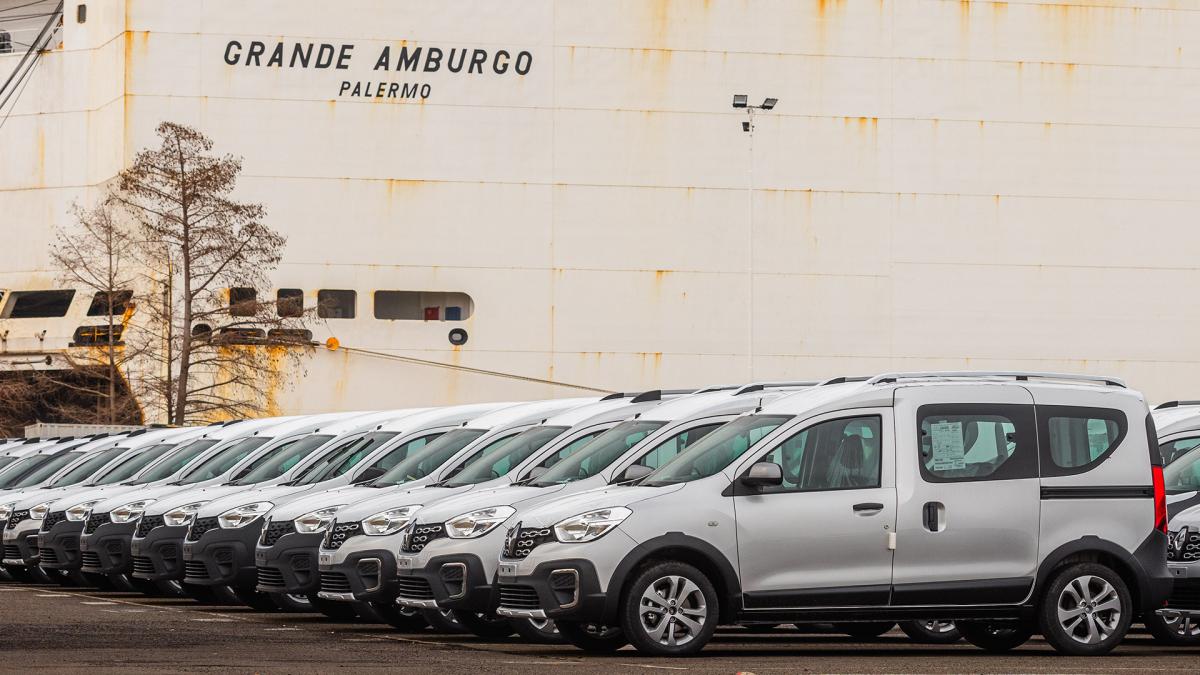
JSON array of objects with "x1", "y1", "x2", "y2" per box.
[
  {"x1": 853, "y1": 502, "x2": 884, "y2": 514},
  {"x1": 923, "y1": 501, "x2": 944, "y2": 532}
]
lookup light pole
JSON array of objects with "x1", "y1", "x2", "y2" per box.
[{"x1": 732, "y1": 95, "x2": 778, "y2": 380}]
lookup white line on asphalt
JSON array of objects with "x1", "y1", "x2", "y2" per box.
[
  {"x1": 35, "y1": 594, "x2": 68, "y2": 597},
  {"x1": 192, "y1": 618, "x2": 234, "y2": 622},
  {"x1": 80, "y1": 601, "x2": 116, "y2": 605},
  {"x1": 264, "y1": 627, "x2": 299, "y2": 631}
]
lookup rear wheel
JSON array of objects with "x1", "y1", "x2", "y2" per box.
[
  {"x1": 620, "y1": 561, "x2": 719, "y2": 656},
  {"x1": 1146, "y1": 612, "x2": 1200, "y2": 645},
  {"x1": 453, "y1": 610, "x2": 516, "y2": 639},
  {"x1": 958, "y1": 620, "x2": 1034, "y2": 652},
  {"x1": 556, "y1": 621, "x2": 627, "y2": 653},
  {"x1": 511, "y1": 618, "x2": 566, "y2": 644},
  {"x1": 1038, "y1": 563, "x2": 1131, "y2": 656},
  {"x1": 834, "y1": 622, "x2": 897, "y2": 639},
  {"x1": 422, "y1": 608, "x2": 467, "y2": 633},
  {"x1": 900, "y1": 620, "x2": 962, "y2": 644},
  {"x1": 308, "y1": 594, "x2": 359, "y2": 621},
  {"x1": 370, "y1": 602, "x2": 428, "y2": 631}
]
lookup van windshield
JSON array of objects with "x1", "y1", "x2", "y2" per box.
[
  {"x1": 529, "y1": 420, "x2": 666, "y2": 486},
  {"x1": 128, "y1": 439, "x2": 219, "y2": 485},
  {"x1": 226, "y1": 434, "x2": 334, "y2": 486},
  {"x1": 93, "y1": 444, "x2": 177, "y2": 485},
  {"x1": 175, "y1": 437, "x2": 270, "y2": 485},
  {"x1": 372, "y1": 429, "x2": 487, "y2": 487},
  {"x1": 641, "y1": 415, "x2": 791, "y2": 487},
  {"x1": 443, "y1": 425, "x2": 570, "y2": 487},
  {"x1": 1164, "y1": 445, "x2": 1200, "y2": 493},
  {"x1": 48, "y1": 447, "x2": 127, "y2": 487},
  {"x1": 0, "y1": 457, "x2": 19, "y2": 473},
  {"x1": 290, "y1": 431, "x2": 400, "y2": 486},
  {"x1": 7, "y1": 452, "x2": 81, "y2": 489}
]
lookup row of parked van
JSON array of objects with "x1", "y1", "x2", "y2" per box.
[{"x1": 0, "y1": 371, "x2": 1197, "y2": 657}]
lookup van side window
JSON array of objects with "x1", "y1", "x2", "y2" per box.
[
  {"x1": 1160, "y1": 438, "x2": 1200, "y2": 466},
  {"x1": 1037, "y1": 406, "x2": 1127, "y2": 476},
  {"x1": 753, "y1": 416, "x2": 882, "y2": 493},
  {"x1": 917, "y1": 403, "x2": 1037, "y2": 482},
  {"x1": 535, "y1": 432, "x2": 602, "y2": 469},
  {"x1": 636, "y1": 424, "x2": 722, "y2": 470}
]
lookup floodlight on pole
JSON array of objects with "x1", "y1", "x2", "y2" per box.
[{"x1": 732, "y1": 94, "x2": 748, "y2": 108}]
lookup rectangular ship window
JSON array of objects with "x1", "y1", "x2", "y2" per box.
[
  {"x1": 86, "y1": 290, "x2": 133, "y2": 317},
  {"x1": 2, "y1": 290, "x2": 76, "y2": 318},
  {"x1": 318, "y1": 290, "x2": 356, "y2": 319},
  {"x1": 277, "y1": 288, "x2": 304, "y2": 318}
]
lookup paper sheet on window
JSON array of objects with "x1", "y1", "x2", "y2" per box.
[{"x1": 930, "y1": 421, "x2": 966, "y2": 471}]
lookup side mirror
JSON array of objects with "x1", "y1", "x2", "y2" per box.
[
  {"x1": 740, "y1": 462, "x2": 783, "y2": 489},
  {"x1": 526, "y1": 466, "x2": 547, "y2": 481},
  {"x1": 618, "y1": 464, "x2": 653, "y2": 483},
  {"x1": 354, "y1": 466, "x2": 387, "y2": 483}
]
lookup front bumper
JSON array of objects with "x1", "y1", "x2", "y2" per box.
[
  {"x1": 495, "y1": 558, "x2": 605, "y2": 622},
  {"x1": 130, "y1": 525, "x2": 188, "y2": 581},
  {"x1": 79, "y1": 521, "x2": 137, "y2": 575},
  {"x1": 2, "y1": 518, "x2": 42, "y2": 567},
  {"x1": 315, "y1": 530, "x2": 403, "y2": 603},
  {"x1": 396, "y1": 553, "x2": 494, "y2": 612},
  {"x1": 254, "y1": 531, "x2": 324, "y2": 595},
  {"x1": 37, "y1": 519, "x2": 85, "y2": 571},
  {"x1": 181, "y1": 522, "x2": 262, "y2": 588}
]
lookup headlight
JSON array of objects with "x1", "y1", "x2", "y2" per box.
[
  {"x1": 0, "y1": 503, "x2": 13, "y2": 521},
  {"x1": 163, "y1": 502, "x2": 207, "y2": 527},
  {"x1": 361, "y1": 505, "x2": 422, "y2": 536},
  {"x1": 217, "y1": 501, "x2": 273, "y2": 529},
  {"x1": 30, "y1": 502, "x2": 52, "y2": 520},
  {"x1": 553, "y1": 507, "x2": 632, "y2": 543},
  {"x1": 294, "y1": 506, "x2": 342, "y2": 534},
  {"x1": 110, "y1": 500, "x2": 157, "y2": 524},
  {"x1": 65, "y1": 500, "x2": 102, "y2": 522},
  {"x1": 445, "y1": 506, "x2": 516, "y2": 539}
]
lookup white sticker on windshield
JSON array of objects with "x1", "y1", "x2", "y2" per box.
[{"x1": 930, "y1": 421, "x2": 966, "y2": 471}]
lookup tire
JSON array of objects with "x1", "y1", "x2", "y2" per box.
[
  {"x1": 81, "y1": 571, "x2": 114, "y2": 589},
  {"x1": 421, "y1": 608, "x2": 467, "y2": 633},
  {"x1": 180, "y1": 583, "x2": 220, "y2": 604},
  {"x1": 900, "y1": 620, "x2": 962, "y2": 644},
  {"x1": 271, "y1": 593, "x2": 314, "y2": 613},
  {"x1": 29, "y1": 566, "x2": 56, "y2": 584},
  {"x1": 512, "y1": 618, "x2": 567, "y2": 644},
  {"x1": 834, "y1": 622, "x2": 897, "y2": 639},
  {"x1": 154, "y1": 579, "x2": 186, "y2": 597},
  {"x1": 232, "y1": 585, "x2": 280, "y2": 611},
  {"x1": 370, "y1": 601, "x2": 428, "y2": 631},
  {"x1": 2, "y1": 565, "x2": 31, "y2": 583},
  {"x1": 453, "y1": 610, "x2": 516, "y2": 639},
  {"x1": 308, "y1": 594, "x2": 359, "y2": 621},
  {"x1": 620, "y1": 561, "x2": 719, "y2": 656},
  {"x1": 1146, "y1": 612, "x2": 1200, "y2": 646},
  {"x1": 1038, "y1": 562, "x2": 1132, "y2": 656},
  {"x1": 958, "y1": 620, "x2": 1034, "y2": 652},
  {"x1": 556, "y1": 621, "x2": 628, "y2": 653}
]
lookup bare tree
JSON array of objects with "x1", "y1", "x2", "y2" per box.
[{"x1": 110, "y1": 122, "x2": 307, "y2": 425}]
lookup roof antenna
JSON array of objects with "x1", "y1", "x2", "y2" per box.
[{"x1": 755, "y1": 396, "x2": 764, "y2": 412}]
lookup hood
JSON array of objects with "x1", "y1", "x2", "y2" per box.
[
  {"x1": 266, "y1": 484, "x2": 384, "y2": 521},
  {"x1": 515, "y1": 484, "x2": 685, "y2": 528},
  {"x1": 142, "y1": 484, "x2": 259, "y2": 517},
  {"x1": 197, "y1": 484, "x2": 310, "y2": 518},
  {"x1": 335, "y1": 485, "x2": 468, "y2": 521},
  {"x1": 1169, "y1": 492, "x2": 1200, "y2": 528},
  {"x1": 46, "y1": 484, "x2": 145, "y2": 514},
  {"x1": 90, "y1": 482, "x2": 199, "y2": 512},
  {"x1": 12, "y1": 485, "x2": 103, "y2": 511},
  {"x1": 413, "y1": 484, "x2": 570, "y2": 523}
]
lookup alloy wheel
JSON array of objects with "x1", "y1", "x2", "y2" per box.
[
  {"x1": 1056, "y1": 574, "x2": 1122, "y2": 645},
  {"x1": 638, "y1": 575, "x2": 707, "y2": 647}
]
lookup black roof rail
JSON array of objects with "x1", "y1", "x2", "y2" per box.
[
  {"x1": 126, "y1": 429, "x2": 149, "y2": 437},
  {"x1": 819, "y1": 376, "x2": 872, "y2": 386},
  {"x1": 599, "y1": 392, "x2": 635, "y2": 401},
  {"x1": 866, "y1": 371, "x2": 1126, "y2": 388},
  {"x1": 1154, "y1": 401, "x2": 1200, "y2": 410},
  {"x1": 734, "y1": 381, "x2": 821, "y2": 395},
  {"x1": 693, "y1": 384, "x2": 741, "y2": 394},
  {"x1": 630, "y1": 390, "x2": 663, "y2": 403}
]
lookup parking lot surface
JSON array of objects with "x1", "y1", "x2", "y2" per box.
[{"x1": 0, "y1": 580, "x2": 1195, "y2": 674}]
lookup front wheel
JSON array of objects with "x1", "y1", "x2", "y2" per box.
[
  {"x1": 232, "y1": 585, "x2": 279, "y2": 611},
  {"x1": 421, "y1": 608, "x2": 467, "y2": 633},
  {"x1": 834, "y1": 622, "x2": 896, "y2": 639},
  {"x1": 958, "y1": 620, "x2": 1034, "y2": 652},
  {"x1": 271, "y1": 593, "x2": 313, "y2": 613},
  {"x1": 308, "y1": 594, "x2": 359, "y2": 621},
  {"x1": 1038, "y1": 563, "x2": 1132, "y2": 656},
  {"x1": 620, "y1": 561, "x2": 719, "y2": 656},
  {"x1": 1146, "y1": 612, "x2": 1200, "y2": 645},
  {"x1": 556, "y1": 621, "x2": 627, "y2": 653},
  {"x1": 370, "y1": 602, "x2": 428, "y2": 631},
  {"x1": 512, "y1": 618, "x2": 566, "y2": 644},
  {"x1": 453, "y1": 610, "x2": 516, "y2": 639},
  {"x1": 900, "y1": 620, "x2": 962, "y2": 644}
]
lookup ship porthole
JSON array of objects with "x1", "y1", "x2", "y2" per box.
[{"x1": 448, "y1": 328, "x2": 468, "y2": 346}]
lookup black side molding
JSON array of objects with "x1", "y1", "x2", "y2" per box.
[{"x1": 1041, "y1": 486, "x2": 1153, "y2": 500}]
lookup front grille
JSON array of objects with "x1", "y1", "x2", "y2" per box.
[
  {"x1": 1168, "y1": 528, "x2": 1200, "y2": 563},
  {"x1": 6, "y1": 510, "x2": 29, "y2": 529},
  {"x1": 84, "y1": 513, "x2": 111, "y2": 535},
  {"x1": 395, "y1": 576, "x2": 435, "y2": 601},
  {"x1": 401, "y1": 522, "x2": 446, "y2": 553},
  {"x1": 80, "y1": 551, "x2": 102, "y2": 569},
  {"x1": 504, "y1": 523, "x2": 555, "y2": 559},
  {"x1": 184, "y1": 560, "x2": 209, "y2": 579},
  {"x1": 498, "y1": 584, "x2": 541, "y2": 610},
  {"x1": 40, "y1": 511, "x2": 67, "y2": 532},
  {"x1": 322, "y1": 521, "x2": 361, "y2": 550},
  {"x1": 1169, "y1": 579, "x2": 1200, "y2": 610},
  {"x1": 132, "y1": 556, "x2": 155, "y2": 575},
  {"x1": 3, "y1": 544, "x2": 20, "y2": 560},
  {"x1": 40, "y1": 548, "x2": 59, "y2": 565},
  {"x1": 319, "y1": 571, "x2": 352, "y2": 594},
  {"x1": 135, "y1": 514, "x2": 164, "y2": 538},
  {"x1": 187, "y1": 517, "x2": 219, "y2": 541},
  {"x1": 256, "y1": 566, "x2": 285, "y2": 588},
  {"x1": 261, "y1": 520, "x2": 294, "y2": 547}
]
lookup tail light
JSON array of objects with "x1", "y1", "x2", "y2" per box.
[{"x1": 1152, "y1": 465, "x2": 1168, "y2": 534}]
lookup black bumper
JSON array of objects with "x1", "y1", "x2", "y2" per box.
[
  {"x1": 3, "y1": 529, "x2": 41, "y2": 567},
  {"x1": 254, "y1": 532, "x2": 324, "y2": 595},
  {"x1": 396, "y1": 553, "x2": 495, "y2": 612},
  {"x1": 318, "y1": 548, "x2": 398, "y2": 602},
  {"x1": 1134, "y1": 530, "x2": 1175, "y2": 615},
  {"x1": 495, "y1": 558, "x2": 606, "y2": 622},
  {"x1": 130, "y1": 525, "x2": 188, "y2": 581},
  {"x1": 181, "y1": 523, "x2": 262, "y2": 588},
  {"x1": 37, "y1": 520, "x2": 84, "y2": 571},
  {"x1": 79, "y1": 522, "x2": 137, "y2": 575}
]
